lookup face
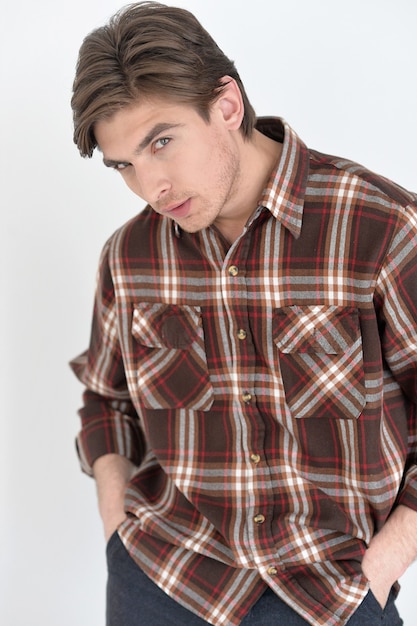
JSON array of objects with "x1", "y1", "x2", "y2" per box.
[{"x1": 94, "y1": 97, "x2": 243, "y2": 233}]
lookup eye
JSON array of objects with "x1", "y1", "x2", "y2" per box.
[
  {"x1": 112, "y1": 162, "x2": 131, "y2": 171},
  {"x1": 103, "y1": 158, "x2": 133, "y2": 172},
  {"x1": 154, "y1": 137, "x2": 170, "y2": 151}
]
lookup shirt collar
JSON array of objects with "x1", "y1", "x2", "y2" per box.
[{"x1": 257, "y1": 117, "x2": 310, "y2": 239}]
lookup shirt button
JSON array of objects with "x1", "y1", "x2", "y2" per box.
[
  {"x1": 267, "y1": 566, "x2": 278, "y2": 576},
  {"x1": 237, "y1": 329, "x2": 247, "y2": 340},
  {"x1": 254, "y1": 514, "x2": 265, "y2": 524},
  {"x1": 250, "y1": 453, "x2": 261, "y2": 464},
  {"x1": 228, "y1": 265, "x2": 239, "y2": 276},
  {"x1": 242, "y1": 392, "x2": 252, "y2": 404}
]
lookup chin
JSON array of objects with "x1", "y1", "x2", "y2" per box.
[{"x1": 175, "y1": 218, "x2": 213, "y2": 234}]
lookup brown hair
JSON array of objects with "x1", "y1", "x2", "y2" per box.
[{"x1": 71, "y1": 1, "x2": 257, "y2": 157}]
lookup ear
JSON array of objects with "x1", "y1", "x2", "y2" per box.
[{"x1": 213, "y1": 76, "x2": 244, "y2": 131}]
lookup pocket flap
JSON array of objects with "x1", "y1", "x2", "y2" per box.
[
  {"x1": 132, "y1": 303, "x2": 202, "y2": 349},
  {"x1": 274, "y1": 305, "x2": 360, "y2": 354}
]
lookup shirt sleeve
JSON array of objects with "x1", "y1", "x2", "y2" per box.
[
  {"x1": 70, "y1": 240, "x2": 146, "y2": 476},
  {"x1": 376, "y1": 201, "x2": 417, "y2": 511}
]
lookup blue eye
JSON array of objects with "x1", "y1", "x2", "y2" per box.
[{"x1": 154, "y1": 137, "x2": 170, "y2": 150}]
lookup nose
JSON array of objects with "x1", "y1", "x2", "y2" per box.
[{"x1": 130, "y1": 161, "x2": 172, "y2": 205}]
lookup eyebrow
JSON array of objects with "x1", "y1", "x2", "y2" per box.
[
  {"x1": 134, "y1": 122, "x2": 183, "y2": 155},
  {"x1": 102, "y1": 122, "x2": 183, "y2": 168}
]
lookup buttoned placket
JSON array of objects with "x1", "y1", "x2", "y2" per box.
[{"x1": 222, "y1": 222, "x2": 276, "y2": 567}]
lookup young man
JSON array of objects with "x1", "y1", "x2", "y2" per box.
[{"x1": 70, "y1": 3, "x2": 417, "y2": 624}]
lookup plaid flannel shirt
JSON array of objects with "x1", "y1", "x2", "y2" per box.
[{"x1": 71, "y1": 118, "x2": 417, "y2": 625}]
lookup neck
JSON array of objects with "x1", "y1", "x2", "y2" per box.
[{"x1": 214, "y1": 129, "x2": 283, "y2": 244}]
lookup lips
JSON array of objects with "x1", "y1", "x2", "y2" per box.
[{"x1": 161, "y1": 199, "x2": 191, "y2": 219}]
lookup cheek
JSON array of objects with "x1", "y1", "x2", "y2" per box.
[
  {"x1": 181, "y1": 149, "x2": 217, "y2": 186},
  {"x1": 122, "y1": 173, "x2": 145, "y2": 199}
]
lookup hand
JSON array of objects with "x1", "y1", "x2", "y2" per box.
[
  {"x1": 361, "y1": 505, "x2": 417, "y2": 609},
  {"x1": 103, "y1": 510, "x2": 127, "y2": 542},
  {"x1": 92, "y1": 454, "x2": 136, "y2": 542},
  {"x1": 361, "y1": 551, "x2": 393, "y2": 609}
]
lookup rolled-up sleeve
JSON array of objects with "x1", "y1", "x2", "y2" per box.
[{"x1": 70, "y1": 240, "x2": 146, "y2": 476}]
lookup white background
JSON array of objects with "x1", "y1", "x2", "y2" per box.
[{"x1": 1, "y1": 0, "x2": 416, "y2": 624}]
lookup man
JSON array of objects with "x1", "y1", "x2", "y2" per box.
[{"x1": 70, "y1": 2, "x2": 417, "y2": 624}]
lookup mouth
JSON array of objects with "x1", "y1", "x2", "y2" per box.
[{"x1": 160, "y1": 199, "x2": 191, "y2": 219}]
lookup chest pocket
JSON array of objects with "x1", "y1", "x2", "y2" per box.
[
  {"x1": 273, "y1": 305, "x2": 365, "y2": 419},
  {"x1": 131, "y1": 303, "x2": 214, "y2": 411}
]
